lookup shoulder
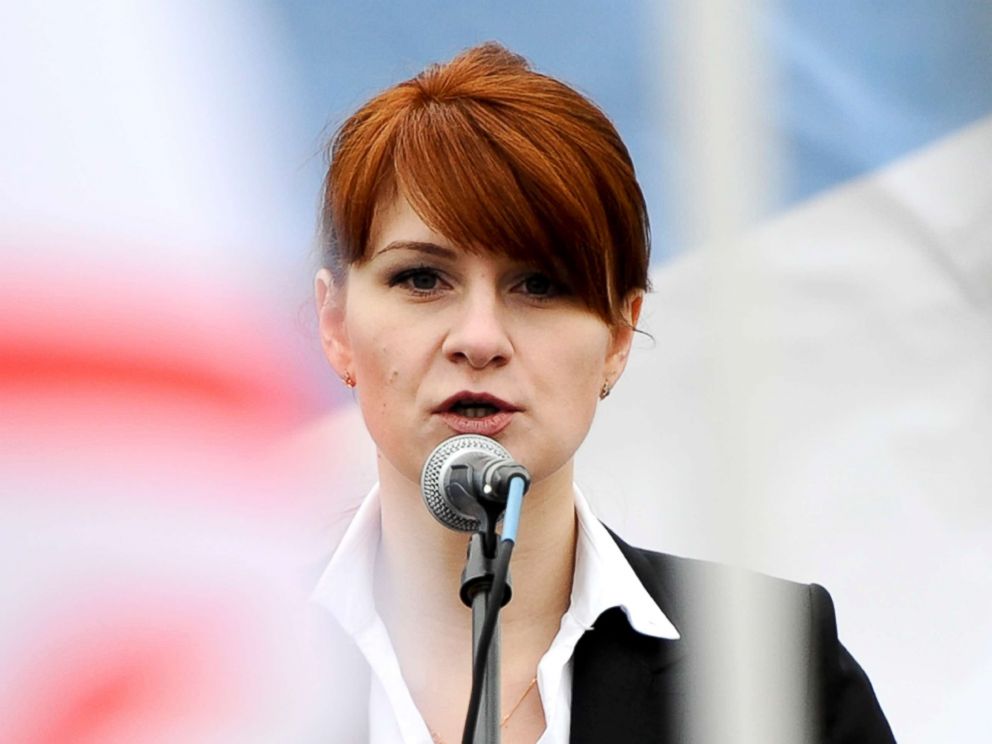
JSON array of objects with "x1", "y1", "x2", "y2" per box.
[
  {"x1": 604, "y1": 526, "x2": 819, "y2": 635},
  {"x1": 601, "y1": 527, "x2": 897, "y2": 743}
]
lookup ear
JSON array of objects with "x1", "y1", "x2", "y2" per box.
[
  {"x1": 315, "y1": 268, "x2": 352, "y2": 380},
  {"x1": 603, "y1": 291, "x2": 643, "y2": 388}
]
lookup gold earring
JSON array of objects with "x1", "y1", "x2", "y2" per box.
[
  {"x1": 599, "y1": 380, "x2": 611, "y2": 400},
  {"x1": 342, "y1": 371, "x2": 356, "y2": 389}
]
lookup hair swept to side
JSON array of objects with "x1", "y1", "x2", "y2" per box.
[{"x1": 320, "y1": 41, "x2": 650, "y2": 325}]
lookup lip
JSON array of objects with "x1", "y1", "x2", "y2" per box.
[
  {"x1": 433, "y1": 391, "x2": 521, "y2": 437},
  {"x1": 434, "y1": 391, "x2": 521, "y2": 414},
  {"x1": 437, "y1": 410, "x2": 515, "y2": 436}
]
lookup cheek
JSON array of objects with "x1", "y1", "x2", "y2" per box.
[
  {"x1": 346, "y1": 308, "x2": 404, "y2": 384},
  {"x1": 527, "y1": 323, "x2": 609, "y2": 441},
  {"x1": 554, "y1": 327, "x2": 610, "y2": 395},
  {"x1": 570, "y1": 329, "x2": 610, "y2": 405},
  {"x1": 346, "y1": 317, "x2": 428, "y2": 449}
]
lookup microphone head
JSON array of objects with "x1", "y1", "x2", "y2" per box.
[{"x1": 420, "y1": 434, "x2": 511, "y2": 532}]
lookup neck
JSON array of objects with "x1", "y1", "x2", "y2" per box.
[{"x1": 374, "y1": 453, "x2": 577, "y2": 693}]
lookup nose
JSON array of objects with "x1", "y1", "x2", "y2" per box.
[{"x1": 442, "y1": 287, "x2": 513, "y2": 369}]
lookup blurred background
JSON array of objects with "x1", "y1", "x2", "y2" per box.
[{"x1": 2, "y1": 1, "x2": 990, "y2": 741}]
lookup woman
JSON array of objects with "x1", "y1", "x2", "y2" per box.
[{"x1": 311, "y1": 43, "x2": 894, "y2": 743}]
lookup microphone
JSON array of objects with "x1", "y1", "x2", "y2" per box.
[{"x1": 420, "y1": 434, "x2": 531, "y2": 533}]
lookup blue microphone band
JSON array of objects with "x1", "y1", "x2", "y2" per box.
[{"x1": 500, "y1": 475, "x2": 526, "y2": 544}]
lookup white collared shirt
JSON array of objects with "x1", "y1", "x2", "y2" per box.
[{"x1": 311, "y1": 485, "x2": 680, "y2": 743}]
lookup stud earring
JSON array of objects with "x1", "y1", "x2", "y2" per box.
[
  {"x1": 599, "y1": 380, "x2": 612, "y2": 400},
  {"x1": 342, "y1": 371, "x2": 356, "y2": 389}
]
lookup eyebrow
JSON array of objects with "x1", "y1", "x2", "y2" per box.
[{"x1": 373, "y1": 240, "x2": 458, "y2": 260}]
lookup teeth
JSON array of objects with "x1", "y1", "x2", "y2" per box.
[{"x1": 459, "y1": 405, "x2": 498, "y2": 418}]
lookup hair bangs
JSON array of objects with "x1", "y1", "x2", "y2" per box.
[
  {"x1": 392, "y1": 98, "x2": 617, "y2": 322},
  {"x1": 321, "y1": 42, "x2": 651, "y2": 326}
]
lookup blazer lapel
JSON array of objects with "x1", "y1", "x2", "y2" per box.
[
  {"x1": 569, "y1": 528, "x2": 689, "y2": 743},
  {"x1": 570, "y1": 606, "x2": 686, "y2": 743}
]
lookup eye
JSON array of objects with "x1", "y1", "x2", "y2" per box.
[
  {"x1": 389, "y1": 266, "x2": 446, "y2": 295},
  {"x1": 515, "y1": 272, "x2": 565, "y2": 300},
  {"x1": 523, "y1": 274, "x2": 552, "y2": 295},
  {"x1": 409, "y1": 270, "x2": 439, "y2": 291}
]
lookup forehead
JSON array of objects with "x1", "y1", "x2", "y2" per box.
[
  {"x1": 368, "y1": 195, "x2": 439, "y2": 253},
  {"x1": 368, "y1": 193, "x2": 519, "y2": 264}
]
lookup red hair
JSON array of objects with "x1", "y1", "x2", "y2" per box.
[{"x1": 320, "y1": 42, "x2": 650, "y2": 325}]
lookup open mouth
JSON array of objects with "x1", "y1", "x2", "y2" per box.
[
  {"x1": 449, "y1": 400, "x2": 502, "y2": 419},
  {"x1": 436, "y1": 392, "x2": 518, "y2": 436}
]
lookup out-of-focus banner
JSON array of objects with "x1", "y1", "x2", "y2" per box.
[
  {"x1": 2, "y1": 2, "x2": 990, "y2": 742},
  {"x1": 0, "y1": 3, "x2": 346, "y2": 741}
]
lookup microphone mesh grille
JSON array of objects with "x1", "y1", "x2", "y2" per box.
[{"x1": 420, "y1": 434, "x2": 511, "y2": 532}]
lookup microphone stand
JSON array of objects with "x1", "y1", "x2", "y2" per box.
[
  {"x1": 421, "y1": 441, "x2": 528, "y2": 744},
  {"x1": 460, "y1": 531, "x2": 510, "y2": 744}
]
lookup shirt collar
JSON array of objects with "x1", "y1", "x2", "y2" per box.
[
  {"x1": 310, "y1": 484, "x2": 382, "y2": 636},
  {"x1": 570, "y1": 486, "x2": 680, "y2": 640},
  {"x1": 310, "y1": 483, "x2": 680, "y2": 641}
]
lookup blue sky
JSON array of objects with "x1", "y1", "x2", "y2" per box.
[{"x1": 266, "y1": 0, "x2": 992, "y2": 260}]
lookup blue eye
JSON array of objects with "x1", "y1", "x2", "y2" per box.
[{"x1": 390, "y1": 267, "x2": 444, "y2": 295}]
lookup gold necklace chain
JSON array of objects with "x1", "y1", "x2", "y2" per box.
[{"x1": 429, "y1": 676, "x2": 538, "y2": 744}]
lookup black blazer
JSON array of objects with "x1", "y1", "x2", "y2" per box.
[
  {"x1": 569, "y1": 530, "x2": 896, "y2": 743},
  {"x1": 314, "y1": 531, "x2": 896, "y2": 743}
]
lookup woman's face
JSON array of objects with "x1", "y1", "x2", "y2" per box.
[{"x1": 316, "y1": 195, "x2": 640, "y2": 489}]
